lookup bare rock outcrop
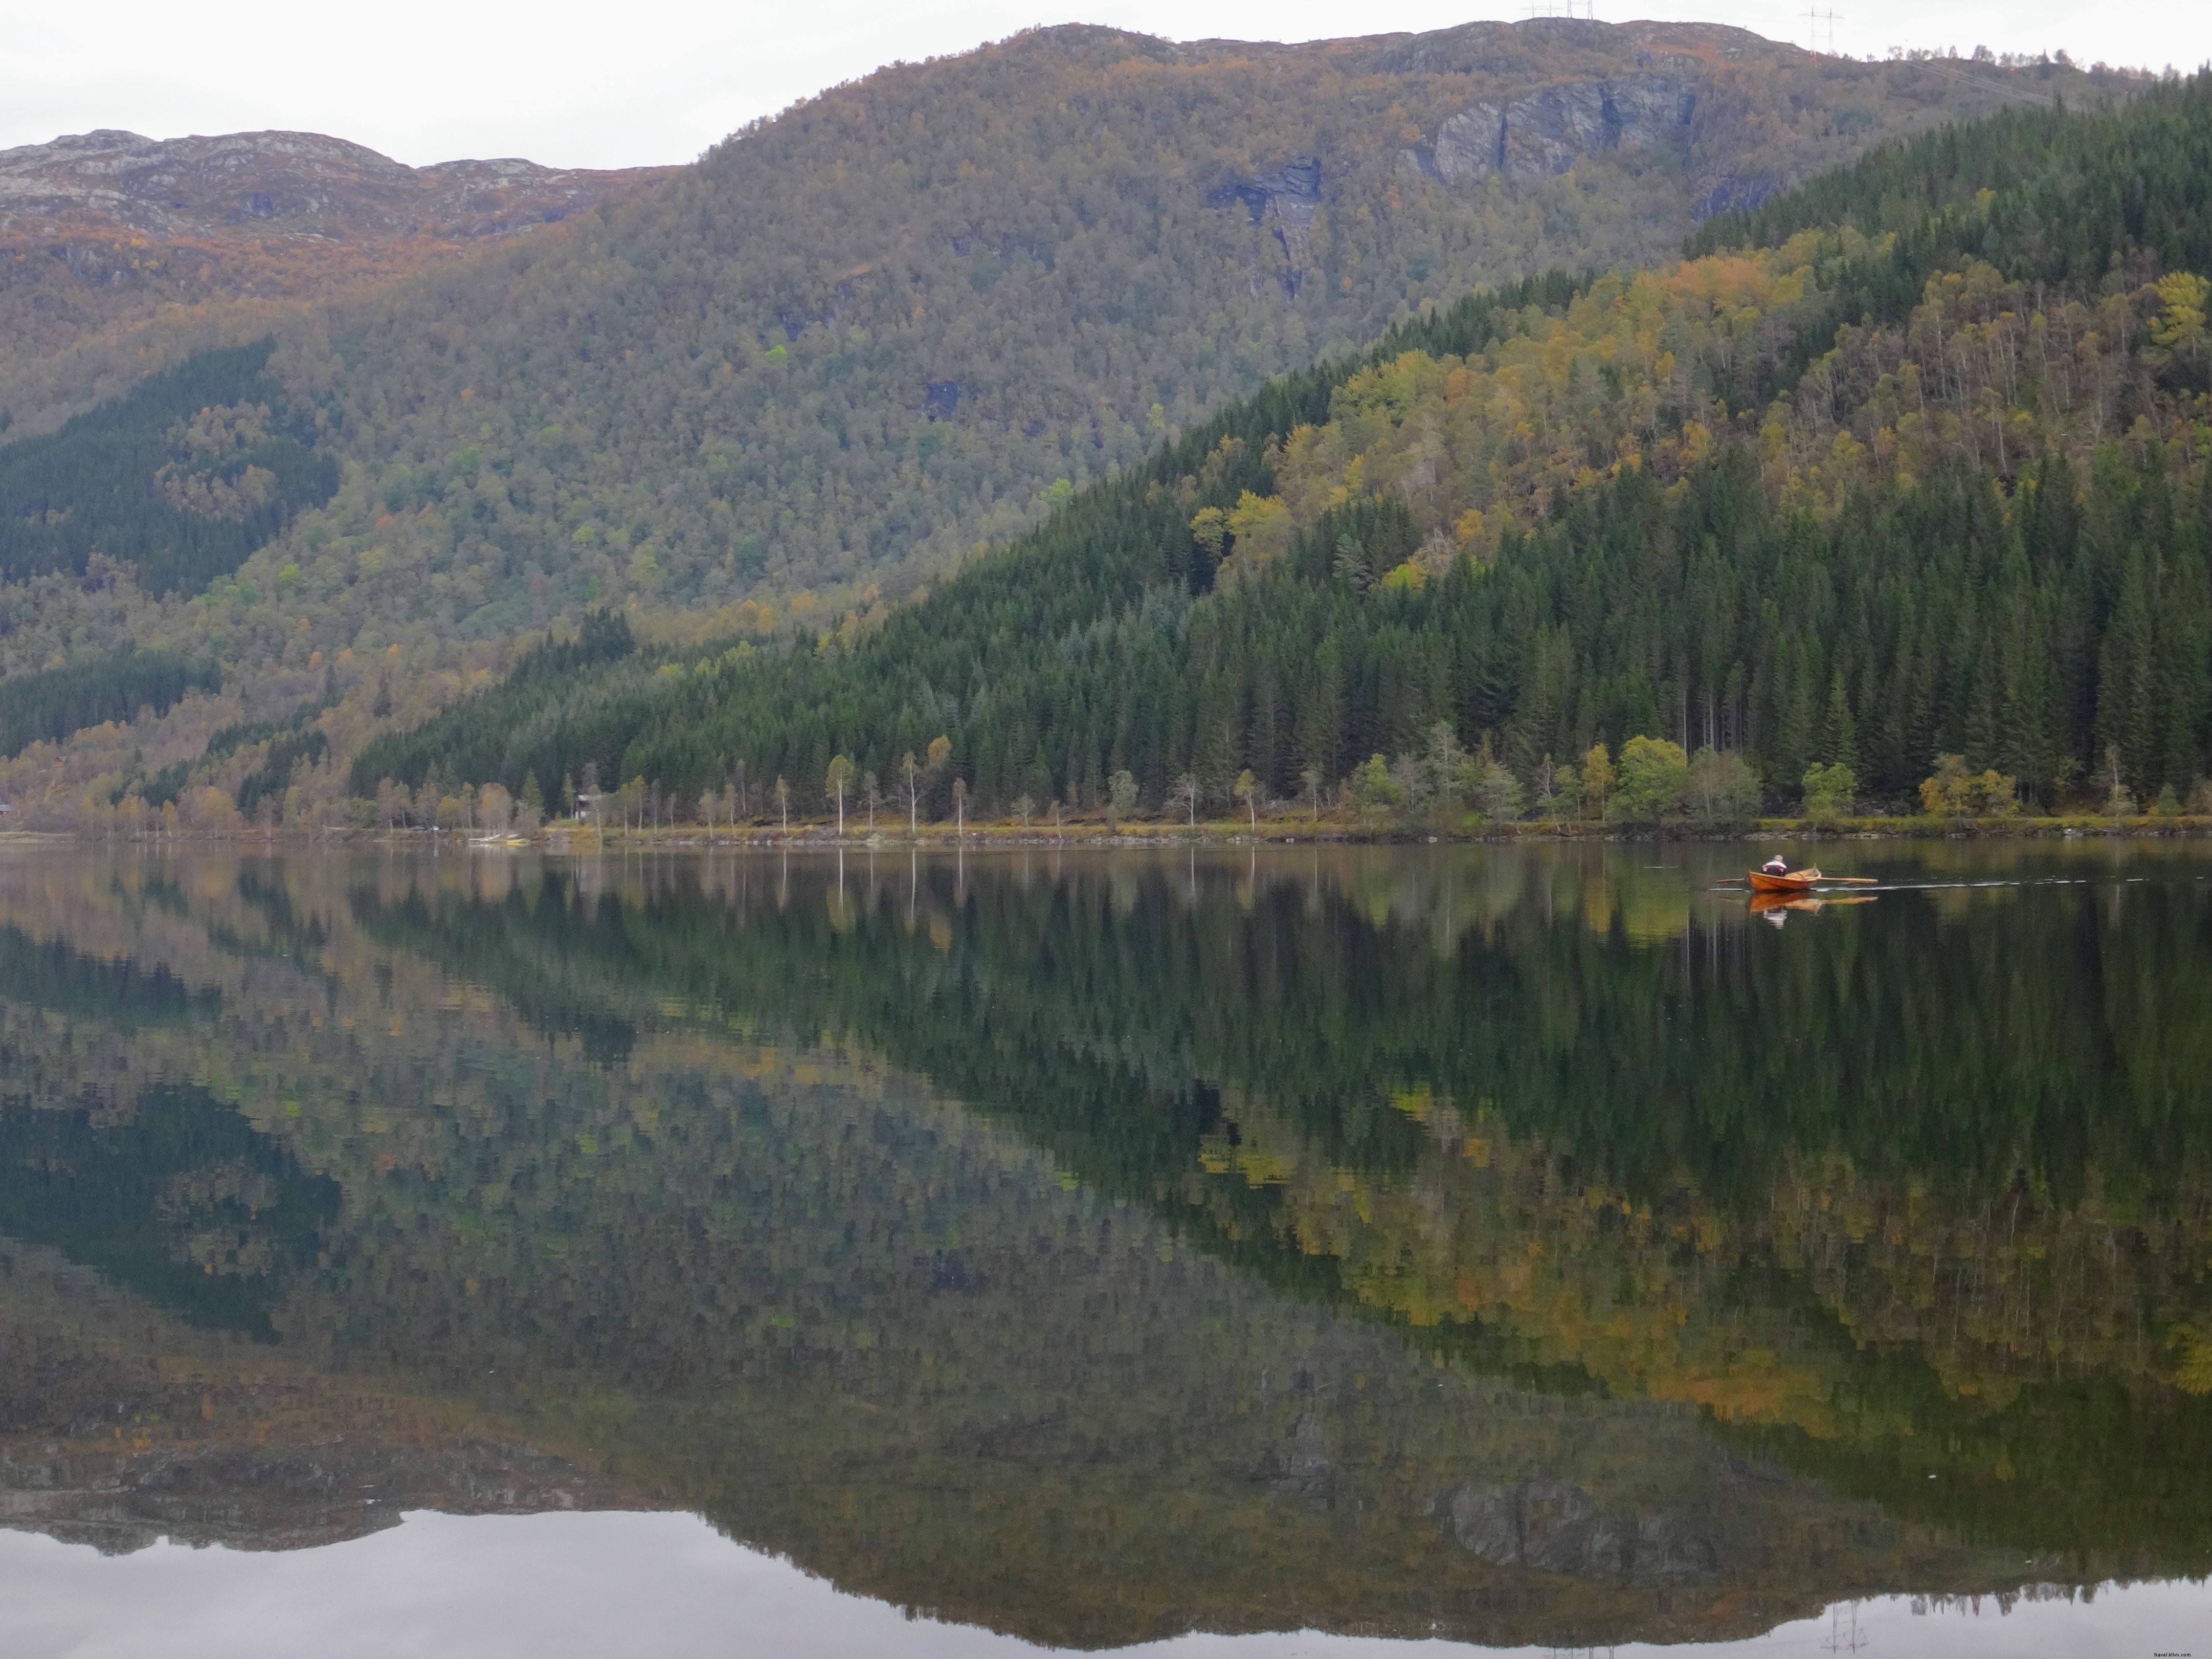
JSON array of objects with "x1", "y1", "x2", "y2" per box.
[
  {"x1": 1443, "y1": 1474, "x2": 1720, "y2": 1584},
  {"x1": 0, "y1": 128, "x2": 668, "y2": 241},
  {"x1": 1206, "y1": 157, "x2": 1323, "y2": 292},
  {"x1": 0, "y1": 1434, "x2": 651, "y2": 1556},
  {"x1": 1411, "y1": 75, "x2": 1699, "y2": 186}
]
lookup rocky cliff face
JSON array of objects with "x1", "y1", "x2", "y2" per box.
[
  {"x1": 1441, "y1": 1473, "x2": 1722, "y2": 1585},
  {"x1": 0, "y1": 128, "x2": 666, "y2": 241},
  {"x1": 1417, "y1": 73, "x2": 1701, "y2": 187},
  {"x1": 1206, "y1": 157, "x2": 1323, "y2": 294},
  {"x1": 1191, "y1": 17, "x2": 2069, "y2": 305}
]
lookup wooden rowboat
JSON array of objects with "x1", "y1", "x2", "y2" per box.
[
  {"x1": 1747, "y1": 867, "x2": 1823, "y2": 893},
  {"x1": 1744, "y1": 868, "x2": 1881, "y2": 894}
]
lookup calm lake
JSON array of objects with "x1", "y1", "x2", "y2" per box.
[{"x1": 1, "y1": 841, "x2": 2208, "y2": 1657}]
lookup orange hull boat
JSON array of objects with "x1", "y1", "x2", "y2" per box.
[{"x1": 1747, "y1": 867, "x2": 1823, "y2": 894}]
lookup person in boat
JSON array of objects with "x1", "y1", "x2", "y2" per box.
[{"x1": 1761, "y1": 855, "x2": 1790, "y2": 876}]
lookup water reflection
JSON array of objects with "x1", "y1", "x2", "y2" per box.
[
  {"x1": 0, "y1": 845, "x2": 2207, "y2": 1652},
  {"x1": 1, "y1": 1512, "x2": 2201, "y2": 1659}
]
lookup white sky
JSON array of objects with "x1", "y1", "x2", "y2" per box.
[{"x1": 3, "y1": 2, "x2": 2208, "y2": 172}]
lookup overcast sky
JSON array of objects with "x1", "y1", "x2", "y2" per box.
[{"x1": 4, "y1": 2, "x2": 2208, "y2": 172}]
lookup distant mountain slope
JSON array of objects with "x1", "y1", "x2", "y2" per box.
[
  {"x1": 349, "y1": 72, "x2": 2212, "y2": 821},
  {"x1": 283, "y1": 21, "x2": 2084, "y2": 622},
  {"x1": 0, "y1": 128, "x2": 669, "y2": 437},
  {"x1": 0, "y1": 23, "x2": 2115, "y2": 819}
]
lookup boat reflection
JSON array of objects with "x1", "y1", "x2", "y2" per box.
[{"x1": 1749, "y1": 890, "x2": 1879, "y2": 926}]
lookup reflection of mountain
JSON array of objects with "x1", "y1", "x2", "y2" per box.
[
  {"x1": 0, "y1": 848, "x2": 2206, "y2": 1645},
  {"x1": 0, "y1": 1239, "x2": 649, "y2": 1555},
  {"x1": 0, "y1": 1055, "x2": 1984, "y2": 1653},
  {"x1": 349, "y1": 848, "x2": 2212, "y2": 1556}
]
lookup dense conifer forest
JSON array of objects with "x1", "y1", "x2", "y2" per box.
[
  {"x1": 0, "y1": 342, "x2": 336, "y2": 596},
  {"x1": 354, "y1": 72, "x2": 2212, "y2": 819},
  {"x1": 0, "y1": 648, "x2": 220, "y2": 761}
]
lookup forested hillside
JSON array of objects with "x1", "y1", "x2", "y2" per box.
[
  {"x1": 355, "y1": 70, "x2": 2212, "y2": 819},
  {"x1": 0, "y1": 21, "x2": 2087, "y2": 823},
  {"x1": 0, "y1": 129, "x2": 668, "y2": 440},
  {"x1": 281, "y1": 21, "x2": 2057, "y2": 622}
]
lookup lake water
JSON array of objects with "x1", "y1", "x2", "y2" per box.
[{"x1": 0, "y1": 842, "x2": 2207, "y2": 1657}]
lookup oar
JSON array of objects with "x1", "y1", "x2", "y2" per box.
[{"x1": 1820, "y1": 876, "x2": 1880, "y2": 884}]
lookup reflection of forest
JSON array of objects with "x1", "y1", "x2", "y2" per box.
[
  {"x1": 0, "y1": 1236, "x2": 654, "y2": 1554},
  {"x1": 0, "y1": 847, "x2": 2206, "y2": 1646}
]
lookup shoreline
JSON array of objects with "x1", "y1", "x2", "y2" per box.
[{"x1": 13, "y1": 814, "x2": 2212, "y2": 850}]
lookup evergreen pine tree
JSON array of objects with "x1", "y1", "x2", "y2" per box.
[{"x1": 1821, "y1": 671, "x2": 1858, "y2": 775}]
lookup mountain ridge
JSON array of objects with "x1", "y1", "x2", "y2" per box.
[
  {"x1": 0, "y1": 128, "x2": 672, "y2": 445},
  {"x1": 0, "y1": 126, "x2": 668, "y2": 240}
]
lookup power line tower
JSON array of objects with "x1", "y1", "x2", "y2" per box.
[
  {"x1": 1821, "y1": 1605, "x2": 1869, "y2": 1654},
  {"x1": 1804, "y1": 7, "x2": 1842, "y2": 56}
]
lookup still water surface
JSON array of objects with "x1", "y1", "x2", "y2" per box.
[{"x1": 0, "y1": 842, "x2": 2207, "y2": 1655}]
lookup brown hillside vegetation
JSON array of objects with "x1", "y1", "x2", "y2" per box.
[
  {"x1": 0, "y1": 128, "x2": 671, "y2": 438},
  {"x1": 275, "y1": 19, "x2": 2088, "y2": 622}
]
